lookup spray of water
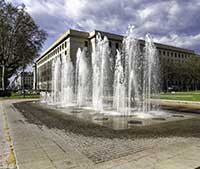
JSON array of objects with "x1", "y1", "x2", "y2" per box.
[
  {"x1": 92, "y1": 33, "x2": 111, "y2": 112},
  {"x1": 40, "y1": 26, "x2": 160, "y2": 117},
  {"x1": 61, "y1": 55, "x2": 74, "y2": 106},
  {"x1": 75, "y1": 47, "x2": 91, "y2": 106}
]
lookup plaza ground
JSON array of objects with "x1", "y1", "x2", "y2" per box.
[{"x1": 1, "y1": 98, "x2": 200, "y2": 169}]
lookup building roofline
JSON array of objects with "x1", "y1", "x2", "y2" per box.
[
  {"x1": 138, "y1": 39, "x2": 195, "y2": 54},
  {"x1": 89, "y1": 30, "x2": 124, "y2": 41},
  {"x1": 89, "y1": 30, "x2": 194, "y2": 53},
  {"x1": 36, "y1": 29, "x2": 89, "y2": 62},
  {"x1": 37, "y1": 28, "x2": 195, "y2": 63}
]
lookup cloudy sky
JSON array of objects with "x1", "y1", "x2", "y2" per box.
[{"x1": 8, "y1": 0, "x2": 200, "y2": 54}]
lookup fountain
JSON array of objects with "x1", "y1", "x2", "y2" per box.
[
  {"x1": 92, "y1": 33, "x2": 112, "y2": 112},
  {"x1": 75, "y1": 47, "x2": 92, "y2": 107},
  {"x1": 52, "y1": 56, "x2": 62, "y2": 105},
  {"x1": 60, "y1": 55, "x2": 74, "y2": 106},
  {"x1": 40, "y1": 26, "x2": 163, "y2": 119},
  {"x1": 112, "y1": 26, "x2": 160, "y2": 117},
  {"x1": 113, "y1": 50, "x2": 126, "y2": 113}
]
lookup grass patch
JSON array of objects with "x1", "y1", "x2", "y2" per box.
[
  {"x1": 4, "y1": 92, "x2": 39, "y2": 99},
  {"x1": 159, "y1": 91, "x2": 200, "y2": 102}
]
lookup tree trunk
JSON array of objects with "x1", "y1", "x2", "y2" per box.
[
  {"x1": 22, "y1": 56, "x2": 25, "y2": 98},
  {"x1": 1, "y1": 65, "x2": 5, "y2": 91}
]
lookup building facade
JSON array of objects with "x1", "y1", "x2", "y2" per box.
[
  {"x1": 13, "y1": 72, "x2": 33, "y2": 91},
  {"x1": 35, "y1": 29, "x2": 198, "y2": 92}
]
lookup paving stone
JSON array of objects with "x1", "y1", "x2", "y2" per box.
[
  {"x1": 18, "y1": 159, "x2": 56, "y2": 169},
  {"x1": 1, "y1": 100, "x2": 200, "y2": 169}
]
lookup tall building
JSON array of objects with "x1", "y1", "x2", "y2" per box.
[{"x1": 35, "y1": 29, "x2": 198, "y2": 92}]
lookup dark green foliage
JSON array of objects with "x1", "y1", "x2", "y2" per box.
[
  {"x1": 0, "y1": 0, "x2": 47, "y2": 88},
  {"x1": 160, "y1": 55, "x2": 200, "y2": 91}
]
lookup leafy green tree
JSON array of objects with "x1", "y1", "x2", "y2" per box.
[
  {"x1": 0, "y1": 0, "x2": 47, "y2": 89},
  {"x1": 161, "y1": 54, "x2": 200, "y2": 92}
]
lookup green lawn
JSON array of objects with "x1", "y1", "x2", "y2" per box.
[
  {"x1": 160, "y1": 91, "x2": 200, "y2": 102},
  {"x1": 4, "y1": 92, "x2": 40, "y2": 99}
]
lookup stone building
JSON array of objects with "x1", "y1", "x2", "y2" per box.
[{"x1": 35, "y1": 29, "x2": 198, "y2": 92}]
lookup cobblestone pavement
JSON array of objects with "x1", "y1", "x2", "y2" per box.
[{"x1": 1, "y1": 99, "x2": 200, "y2": 169}]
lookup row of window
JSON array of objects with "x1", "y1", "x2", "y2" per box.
[
  {"x1": 166, "y1": 58, "x2": 187, "y2": 63},
  {"x1": 37, "y1": 61, "x2": 52, "y2": 83},
  {"x1": 38, "y1": 40, "x2": 69, "y2": 65},
  {"x1": 159, "y1": 50, "x2": 190, "y2": 59},
  {"x1": 38, "y1": 40, "x2": 120, "y2": 66}
]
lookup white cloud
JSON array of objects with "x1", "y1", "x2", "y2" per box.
[
  {"x1": 155, "y1": 33, "x2": 200, "y2": 51},
  {"x1": 7, "y1": 0, "x2": 200, "y2": 53}
]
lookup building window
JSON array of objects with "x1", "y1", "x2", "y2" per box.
[
  {"x1": 84, "y1": 41, "x2": 88, "y2": 47},
  {"x1": 65, "y1": 51, "x2": 67, "y2": 55},
  {"x1": 62, "y1": 44, "x2": 64, "y2": 49},
  {"x1": 65, "y1": 41, "x2": 67, "y2": 48},
  {"x1": 163, "y1": 51, "x2": 165, "y2": 55},
  {"x1": 109, "y1": 41, "x2": 112, "y2": 48},
  {"x1": 116, "y1": 43, "x2": 119, "y2": 49},
  {"x1": 159, "y1": 50, "x2": 161, "y2": 55}
]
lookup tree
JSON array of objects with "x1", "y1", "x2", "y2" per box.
[
  {"x1": 0, "y1": 0, "x2": 47, "y2": 89},
  {"x1": 185, "y1": 55, "x2": 200, "y2": 90},
  {"x1": 160, "y1": 54, "x2": 200, "y2": 92}
]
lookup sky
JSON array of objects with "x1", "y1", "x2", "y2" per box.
[{"x1": 8, "y1": 0, "x2": 200, "y2": 55}]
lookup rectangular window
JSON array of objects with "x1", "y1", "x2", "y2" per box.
[
  {"x1": 167, "y1": 52, "x2": 169, "y2": 56},
  {"x1": 109, "y1": 41, "x2": 112, "y2": 48},
  {"x1": 85, "y1": 41, "x2": 88, "y2": 47},
  {"x1": 116, "y1": 43, "x2": 119, "y2": 49},
  {"x1": 163, "y1": 51, "x2": 165, "y2": 55}
]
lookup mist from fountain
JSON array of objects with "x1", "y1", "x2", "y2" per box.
[
  {"x1": 113, "y1": 26, "x2": 160, "y2": 116},
  {"x1": 60, "y1": 55, "x2": 74, "y2": 106},
  {"x1": 113, "y1": 50, "x2": 126, "y2": 113},
  {"x1": 75, "y1": 47, "x2": 92, "y2": 107},
  {"x1": 52, "y1": 56, "x2": 62, "y2": 105},
  {"x1": 142, "y1": 33, "x2": 160, "y2": 113},
  {"x1": 92, "y1": 33, "x2": 112, "y2": 112},
  {"x1": 40, "y1": 26, "x2": 161, "y2": 118},
  {"x1": 124, "y1": 26, "x2": 141, "y2": 115}
]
